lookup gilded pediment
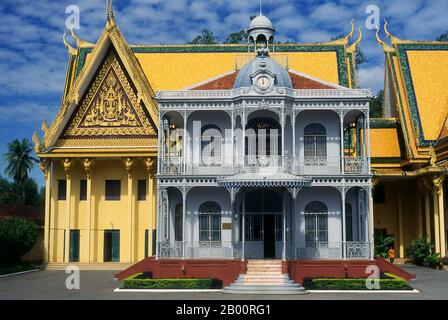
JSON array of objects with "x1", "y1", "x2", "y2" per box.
[{"x1": 62, "y1": 50, "x2": 156, "y2": 138}]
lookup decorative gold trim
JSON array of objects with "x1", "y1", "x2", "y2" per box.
[
  {"x1": 123, "y1": 157, "x2": 135, "y2": 178},
  {"x1": 63, "y1": 30, "x2": 77, "y2": 56},
  {"x1": 347, "y1": 27, "x2": 363, "y2": 53},
  {"x1": 62, "y1": 51, "x2": 156, "y2": 138},
  {"x1": 328, "y1": 19, "x2": 355, "y2": 45},
  {"x1": 55, "y1": 137, "x2": 157, "y2": 147},
  {"x1": 83, "y1": 158, "x2": 95, "y2": 179},
  {"x1": 63, "y1": 158, "x2": 73, "y2": 179},
  {"x1": 376, "y1": 27, "x2": 395, "y2": 53},
  {"x1": 384, "y1": 19, "x2": 402, "y2": 44},
  {"x1": 39, "y1": 159, "x2": 50, "y2": 180},
  {"x1": 144, "y1": 157, "x2": 156, "y2": 174},
  {"x1": 44, "y1": 18, "x2": 158, "y2": 150},
  {"x1": 32, "y1": 131, "x2": 43, "y2": 153}
]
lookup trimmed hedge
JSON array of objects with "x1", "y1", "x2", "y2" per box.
[
  {"x1": 303, "y1": 273, "x2": 412, "y2": 291},
  {"x1": 0, "y1": 264, "x2": 38, "y2": 276},
  {"x1": 121, "y1": 273, "x2": 222, "y2": 289}
]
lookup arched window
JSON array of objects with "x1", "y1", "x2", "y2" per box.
[
  {"x1": 198, "y1": 201, "x2": 221, "y2": 242},
  {"x1": 201, "y1": 125, "x2": 222, "y2": 165},
  {"x1": 304, "y1": 201, "x2": 328, "y2": 246},
  {"x1": 246, "y1": 117, "x2": 281, "y2": 157},
  {"x1": 304, "y1": 123, "x2": 327, "y2": 164}
]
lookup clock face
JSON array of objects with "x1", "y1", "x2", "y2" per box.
[{"x1": 256, "y1": 76, "x2": 271, "y2": 90}]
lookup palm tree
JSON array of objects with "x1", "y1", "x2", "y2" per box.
[{"x1": 3, "y1": 139, "x2": 38, "y2": 205}]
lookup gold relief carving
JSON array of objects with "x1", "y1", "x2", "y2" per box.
[
  {"x1": 371, "y1": 176, "x2": 378, "y2": 189},
  {"x1": 54, "y1": 138, "x2": 157, "y2": 148},
  {"x1": 123, "y1": 158, "x2": 135, "y2": 178},
  {"x1": 63, "y1": 158, "x2": 73, "y2": 179},
  {"x1": 82, "y1": 70, "x2": 140, "y2": 128},
  {"x1": 41, "y1": 120, "x2": 49, "y2": 134},
  {"x1": 433, "y1": 175, "x2": 444, "y2": 195},
  {"x1": 144, "y1": 157, "x2": 156, "y2": 174},
  {"x1": 32, "y1": 131, "x2": 42, "y2": 153},
  {"x1": 429, "y1": 146, "x2": 437, "y2": 168},
  {"x1": 83, "y1": 158, "x2": 95, "y2": 179},
  {"x1": 63, "y1": 52, "x2": 156, "y2": 138},
  {"x1": 39, "y1": 160, "x2": 50, "y2": 180}
]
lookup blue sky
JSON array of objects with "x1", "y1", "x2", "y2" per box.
[{"x1": 0, "y1": 0, "x2": 447, "y2": 187}]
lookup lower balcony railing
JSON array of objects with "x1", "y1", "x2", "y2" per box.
[
  {"x1": 157, "y1": 241, "x2": 371, "y2": 260},
  {"x1": 158, "y1": 241, "x2": 242, "y2": 259},
  {"x1": 288, "y1": 241, "x2": 372, "y2": 260}
]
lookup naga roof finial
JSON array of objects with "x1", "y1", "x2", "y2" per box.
[
  {"x1": 330, "y1": 19, "x2": 355, "y2": 45},
  {"x1": 70, "y1": 24, "x2": 81, "y2": 46},
  {"x1": 384, "y1": 19, "x2": 402, "y2": 43},
  {"x1": 63, "y1": 30, "x2": 77, "y2": 55},
  {"x1": 375, "y1": 25, "x2": 394, "y2": 53},
  {"x1": 347, "y1": 27, "x2": 363, "y2": 53},
  {"x1": 347, "y1": 19, "x2": 355, "y2": 40}
]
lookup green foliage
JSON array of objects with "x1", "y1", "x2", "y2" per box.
[
  {"x1": 303, "y1": 273, "x2": 412, "y2": 290},
  {"x1": 408, "y1": 238, "x2": 440, "y2": 268},
  {"x1": 121, "y1": 273, "x2": 222, "y2": 289},
  {"x1": 369, "y1": 90, "x2": 384, "y2": 118},
  {"x1": 0, "y1": 217, "x2": 39, "y2": 266},
  {"x1": 0, "y1": 263, "x2": 38, "y2": 276},
  {"x1": 374, "y1": 232, "x2": 395, "y2": 258},
  {"x1": 437, "y1": 31, "x2": 448, "y2": 42},
  {"x1": 188, "y1": 29, "x2": 218, "y2": 44},
  {"x1": 0, "y1": 176, "x2": 21, "y2": 205},
  {"x1": 0, "y1": 176, "x2": 43, "y2": 206},
  {"x1": 3, "y1": 139, "x2": 38, "y2": 205},
  {"x1": 224, "y1": 29, "x2": 247, "y2": 44}
]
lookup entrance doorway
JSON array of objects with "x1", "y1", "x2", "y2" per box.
[
  {"x1": 244, "y1": 189, "x2": 282, "y2": 259},
  {"x1": 104, "y1": 230, "x2": 120, "y2": 262},
  {"x1": 264, "y1": 215, "x2": 276, "y2": 258}
]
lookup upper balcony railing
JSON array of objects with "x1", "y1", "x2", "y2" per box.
[
  {"x1": 159, "y1": 156, "x2": 369, "y2": 176},
  {"x1": 157, "y1": 88, "x2": 373, "y2": 101}
]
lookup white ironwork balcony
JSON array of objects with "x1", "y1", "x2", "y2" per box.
[
  {"x1": 343, "y1": 157, "x2": 369, "y2": 174},
  {"x1": 157, "y1": 241, "x2": 242, "y2": 259},
  {"x1": 158, "y1": 156, "x2": 369, "y2": 176},
  {"x1": 288, "y1": 241, "x2": 371, "y2": 260},
  {"x1": 157, "y1": 88, "x2": 372, "y2": 101},
  {"x1": 157, "y1": 241, "x2": 371, "y2": 260}
]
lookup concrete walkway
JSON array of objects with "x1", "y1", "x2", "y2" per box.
[{"x1": 0, "y1": 264, "x2": 446, "y2": 300}]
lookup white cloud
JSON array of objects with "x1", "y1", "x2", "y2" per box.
[{"x1": 358, "y1": 65, "x2": 384, "y2": 92}]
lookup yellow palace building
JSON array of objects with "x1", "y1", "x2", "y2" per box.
[
  {"x1": 371, "y1": 23, "x2": 448, "y2": 259},
  {"x1": 33, "y1": 6, "x2": 447, "y2": 267}
]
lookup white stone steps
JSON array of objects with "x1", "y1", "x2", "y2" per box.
[{"x1": 222, "y1": 259, "x2": 306, "y2": 295}]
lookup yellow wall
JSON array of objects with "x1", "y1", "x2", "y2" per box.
[
  {"x1": 47, "y1": 158, "x2": 156, "y2": 263},
  {"x1": 374, "y1": 180, "x2": 420, "y2": 257}
]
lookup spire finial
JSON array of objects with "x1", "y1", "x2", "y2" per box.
[
  {"x1": 259, "y1": 0, "x2": 262, "y2": 15},
  {"x1": 110, "y1": 0, "x2": 114, "y2": 19},
  {"x1": 105, "y1": 0, "x2": 116, "y2": 29}
]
